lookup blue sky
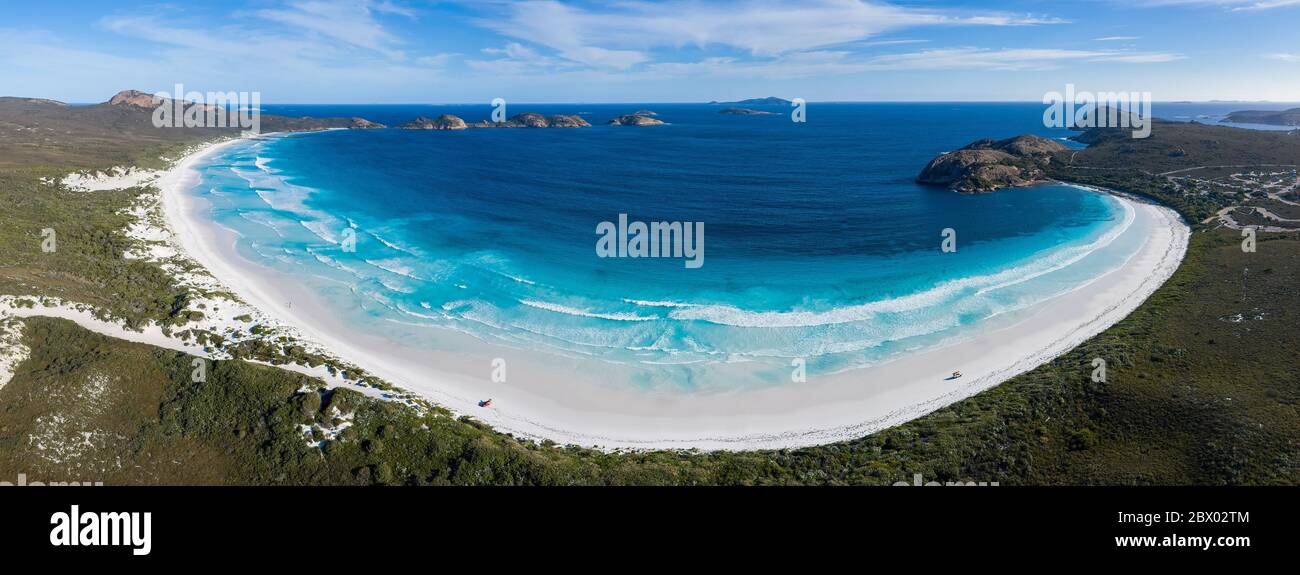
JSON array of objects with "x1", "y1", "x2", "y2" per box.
[{"x1": 2, "y1": 0, "x2": 1299, "y2": 103}]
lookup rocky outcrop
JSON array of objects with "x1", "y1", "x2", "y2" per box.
[
  {"x1": 107, "y1": 89, "x2": 161, "y2": 108},
  {"x1": 546, "y1": 114, "x2": 591, "y2": 128},
  {"x1": 106, "y1": 89, "x2": 222, "y2": 115},
  {"x1": 608, "y1": 114, "x2": 666, "y2": 126},
  {"x1": 467, "y1": 113, "x2": 591, "y2": 128},
  {"x1": 399, "y1": 114, "x2": 466, "y2": 130},
  {"x1": 633, "y1": 110, "x2": 657, "y2": 117},
  {"x1": 348, "y1": 117, "x2": 386, "y2": 129},
  {"x1": 719, "y1": 108, "x2": 777, "y2": 116},
  {"x1": 917, "y1": 135, "x2": 1067, "y2": 193}
]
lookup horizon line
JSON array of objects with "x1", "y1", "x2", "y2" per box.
[{"x1": 51, "y1": 99, "x2": 1300, "y2": 106}]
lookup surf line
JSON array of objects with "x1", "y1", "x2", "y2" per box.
[{"x1": 595, "y1": 214, "x2": 704, "y2": 269}]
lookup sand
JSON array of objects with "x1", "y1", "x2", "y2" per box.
[{"x1": 142, "y1": 135, "x2": 1190, "y2": 451}]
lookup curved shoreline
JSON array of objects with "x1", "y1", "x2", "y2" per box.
[{"x1": 159, "y1": 135, "x2": 1190, "y2": 451}]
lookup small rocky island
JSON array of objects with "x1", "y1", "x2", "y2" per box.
[
  {"x1": 916, "y1": 135, "x2": 1067, "y2": 193},
  {"x1": 1224, "y1": 108, "x2": 1300, "y2": 126},
  {"x1": 468, "y1": 112, "x2": 590, "y2": 128},
  {"x1": 607, "y1": 113, "x2": 666, "y2": 126},
  {"x1": 399, "y1": 114, "x2": 467, "y2": 130},
  {"x1": 719, "y1": 107, "x2": 778, "y2": 116},
  {"x1": 397, "y1": 112, "x2": 591, "y2": 130}
]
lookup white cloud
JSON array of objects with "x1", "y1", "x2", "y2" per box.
[
  {"x1": 640, "y1": 46, "x2": 1185, "y2": 79},
  {"x1": 258, "y1": 0, "x2": 408, "y2": 58},
  {"x1": 1094, "y1": 36, "x2": 1141, "y2": 41},
  {"x1": 468, "y1": 42, "x2": 582, "y2": 74},
  {"x1": 1266, "y1": 52, "x2": 1300, "y2": 61},
  {"x1": 471, "y1": 0, "x2": 1064, "y2": 69},
  {"x1": 859, "y1": 47, "x2": 1185, "y2": 71}
]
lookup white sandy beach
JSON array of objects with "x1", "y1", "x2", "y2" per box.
[{"x1": 152, "y1": 135, "x2": 1190, "y2": 451}]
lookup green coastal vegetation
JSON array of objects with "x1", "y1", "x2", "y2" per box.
[{"x1": 0, "y1": 95, "x2": 1296, "y2": 485}]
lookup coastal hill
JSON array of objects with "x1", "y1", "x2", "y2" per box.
[
  {"x1": 1225, "y1": 108, "x2": 1300, "y2": 126},
  {"x1": 916, "y1": 135, "x2": 1066, "y2": 193},
  {"x1": 709, "y1": 96, "x2": 792, "y2": 106},
  {"x1": 0, "y1": 89, "x2": 390, "y2": 168},
  {"x1": 102, "y1": 89, "x2": 385, "y2": 131}
]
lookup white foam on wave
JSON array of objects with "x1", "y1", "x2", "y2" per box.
[
  {"x1": 365, "y1": 258, "x2": 423, "y2": 281},
  {"x1": 623, "y1": 298, "x2": 701, "y2": 308},
  {"x1": 367, "y1": 230, "x2": 421, "y2": 257},
  {"x1": 237, "y1": 211, "x2": 286, "y2": 237},
  {"x1": 668, "y1": 197, "x2": 1135, "y2": 328},
  {"x1": 300, "y1": 220, "x2": 340, "y2": 244},
  {"x1": 519, "y1": 299, "x2": 660, "y2": 322},
  {"x1": 308, "y1": 249, "x2": 364, "y2": 277}
]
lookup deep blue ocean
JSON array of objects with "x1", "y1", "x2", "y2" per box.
[{"x1": 188, "y1": 102, "x2": 1162, "y2": 385}]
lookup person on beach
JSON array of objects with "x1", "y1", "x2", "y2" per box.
[{"x1": 478, "y1": 399, "x2": 492, "y2": 408}]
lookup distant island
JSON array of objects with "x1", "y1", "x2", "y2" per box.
[
  {"x1": 400, "y1": 114, "x2": 467, "y2": 130},
  {"x1": 719, "y1": 107, "x2": 778, "y2": 116},
  {"x1": 607, "y1": 114, "x2": 666, "y2": 126},
  {"x1": 1225, "y1": 108, "x2": 1300, "y2": 126},
  {"x1": 398, "y1": 112, "x2": 590, "y2": 129},
  {"x1": 709, "y1": 97, "x2": 792, "y2": 106}
]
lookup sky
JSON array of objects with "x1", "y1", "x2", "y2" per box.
[{"x1": 2, "y1": 0, "x2": 1299, "y2": 103}]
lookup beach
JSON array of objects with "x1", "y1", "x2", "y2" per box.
[{"x1": 151, "y1": 135, "x2": 1191, "y2": 451}]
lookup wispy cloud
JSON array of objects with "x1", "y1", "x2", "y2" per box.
[
  {"x1": 640, "y1": 46, "x2": 1186, "y2": 79},
  {"x1": 469, "y1": 0, "x2": 1065, "y2": 69},
  {"x1": 258, "y1": 0, "x2": 408, "y2": 58},
  {"x1": 1094, "y1": 36, "x2": 1141, "y2": 41},
  {"x1": 861, "y1": 47, "x2": 1185, "y2": 71},
  {"x1": 1136, "y1": 0, "x2": 1300, "y2": 10},
  {"x1": 1266, "y1": 52, "x2": 1300, "y2": 61}
]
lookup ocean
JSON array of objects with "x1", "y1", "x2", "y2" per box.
[{"x1": 186, "y1": 102, "x2": 1149, "y2": 389}]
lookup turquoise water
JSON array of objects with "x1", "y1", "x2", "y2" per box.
[{"x1": 187, "y1": 103, "x2": 1139, "y2": 388}]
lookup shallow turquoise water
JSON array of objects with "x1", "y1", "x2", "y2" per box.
[{"x1": 187, "y1": 103, "x2": 1138, "y2": 387}]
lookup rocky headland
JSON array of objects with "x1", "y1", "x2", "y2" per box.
[
  {"x1": 916, "y1": 135, "x2": 1067, "y2": 193},
  {"x1": 1224, "y1": 108, "x2": 1300, "y2": 126}
]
